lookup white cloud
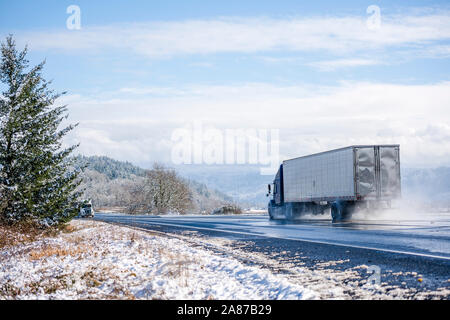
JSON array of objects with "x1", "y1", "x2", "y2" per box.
[
  {"x1": 15, "y1": 11, "x2": 450, "y2": 58},
  {"x1": 63, "y1": 81, "x2": 450, "y2": 168},
  {"x1": 308, "y1": 58, "x2": 381, "y2": 71},
  {"x1": 417, "y1": 44, "x2": 450, "y2": 58}
]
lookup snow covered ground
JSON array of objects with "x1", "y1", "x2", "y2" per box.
[{"x1": 0, "y1": 220, "x2": 447, "y2": 299}]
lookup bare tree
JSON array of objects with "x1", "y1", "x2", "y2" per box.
[
  {"x1": 146, "y1": 163, "x2": 193, "y2": 214},
  {"x1": 126, "y1": 177, "x2": 151, "y2": 214},
  {"x1": 123, "y1": 163, "x2": 193, "y2": 215}
]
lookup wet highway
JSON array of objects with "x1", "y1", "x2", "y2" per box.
[{"x1": 95, "y1": 212, "x2": 450, "y2": 260}]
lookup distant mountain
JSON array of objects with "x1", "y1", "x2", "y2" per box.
[
  {"x1": 187, "y1": 179, "x2": 234, "y2": 212},
  {"x1": 402, "y1": 167, "x2": 450, "y2": 205},
  {"x1": 175, "y1": 164, "x2": 271, "y2": 208}
]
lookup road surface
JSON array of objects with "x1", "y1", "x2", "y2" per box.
[
  {"x1": 95, "y1": 213, "x2": 450, "y2": 259},
  {"x1": 94, "y1": 212, "x2": 450, "y2": 296}
]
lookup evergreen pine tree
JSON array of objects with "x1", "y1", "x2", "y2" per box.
[{"x1": 0, "y1": 35, "x2": 82, "y2": 227}]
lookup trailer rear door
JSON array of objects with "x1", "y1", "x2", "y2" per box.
[
  {"x1": 355, "y1": 145, "x2": 401, "y2": 200},
  {"x1": 380, "y1": 146, "x2": 401, "y2": 199},
  {"x1": 355, "y1": 146, "x2": 376, "y2": 198}
]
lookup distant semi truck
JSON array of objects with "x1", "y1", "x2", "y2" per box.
[
  {"x1": 268, "y1": 145, "x2": 401, "y2": 222},
  {"x1": 79, "y1": 200, "x2": 94, "y2": 218}
]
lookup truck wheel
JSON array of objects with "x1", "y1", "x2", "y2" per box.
[
  {"x1": 268, "y1": 201, "x2": 274, "y2": 220},
  {"x1": 284, "y1": 203, "x2": 293, "y2": 220},
  {"x1": 331, "y1": 201, "x2": 355, "y2": 222},
  {"x1": 268, "y1": 208, "x2": 274, "y2": 220},
  {"x1": 331, "y1": 201, "x2": 345, "y2": 222}
]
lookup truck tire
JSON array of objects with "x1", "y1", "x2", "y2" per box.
[
  {"x1": 268, "y1": 201, "x2": 275, "y2": 220},
  {"x1": 331, "y1": 201, "x2": 356, "y2": 222},
  {"x1": 284, "y1": 203, "x2": 293, "y2": 220},
  {"x1": 268, "y1": 208, "x2": 274, "y2": 220},
  {"x1": 331, "y1": 201, "x2": 345, "y2": 222}
]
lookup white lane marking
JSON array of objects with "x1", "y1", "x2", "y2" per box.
[{"x1": 107, "y1": 218, "x2": 450, "y2": 261}]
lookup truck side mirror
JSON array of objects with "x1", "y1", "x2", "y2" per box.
[{"x1": 268, "y1": 184, "x2": 271, "y2": 194}]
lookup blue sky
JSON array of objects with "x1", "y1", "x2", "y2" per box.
[
  {"x1": 1, "y1": 1, "x2": 450, "y2": 169},
  {"x1": 2, "y1": 0, "x2": 450, "y2": 91}
]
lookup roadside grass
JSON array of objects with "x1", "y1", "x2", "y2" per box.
[
  {"x1": 0, "y1": 222, "x2": 78, "y2": 249},
  {"x1": 0, "y1": 220, "x2": 203, "y2": 299},
  {"x1": 28, "y1": 244, "x2": 89, "y2": 261},
  {"x1": 0, "y1": 223, "x2": 45, "y2": 249}
]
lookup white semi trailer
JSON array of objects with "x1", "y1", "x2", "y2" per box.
[{"x1": 268, "y1": 145, "x2": 401, "y2": 222}]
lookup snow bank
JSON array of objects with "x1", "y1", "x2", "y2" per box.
[{"x1": 0, "y1": 220, "x2": 316, "y2": 299}]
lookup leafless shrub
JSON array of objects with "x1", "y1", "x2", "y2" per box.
[
  {"x1": 211, "y1": 204, "x2": 243, "y2": 215},
  {"x1": 126, "y1": 163, "x2": 194, "y2": 215}
]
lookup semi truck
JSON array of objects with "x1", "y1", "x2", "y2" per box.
[
  {"x1": 79, "y1": 200, "x2": 94, "y2": 218},
  {"x1": 268, "y1": 145, "x2": 401, "y2": 222}
]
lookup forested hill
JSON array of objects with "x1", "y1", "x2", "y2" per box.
[{"x1": 74, "y1": 155, "x2": 146, "y2": 179}]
